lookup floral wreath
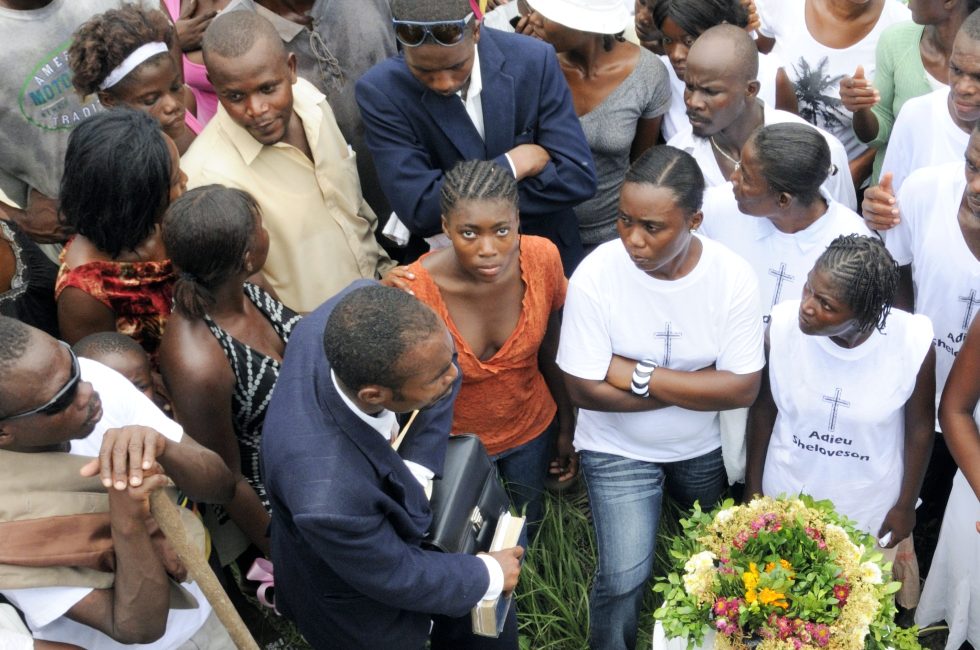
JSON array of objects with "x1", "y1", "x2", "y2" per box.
[{"x1": 654, "y1": 496, "x2": 920, "y2": 650}]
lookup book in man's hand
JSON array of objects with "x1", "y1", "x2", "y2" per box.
[{"x1": 471, "y1": 512, "x2": 526, "y2": 637}]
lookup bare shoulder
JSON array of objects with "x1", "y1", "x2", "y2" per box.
[{"x1": 159, "y1": 313, "x2": 233, "y2": 388}]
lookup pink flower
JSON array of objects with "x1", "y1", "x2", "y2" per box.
[
  {"x1": 726, "y1": 599, "x2": 742, "y2": 618},
  {"x1": 811, "y1": 623, "x2": 831, "y2": 647},
  {"x1": 714, "y1": 599, "x2": 729, "y2": 616},
  {"x1": 776, "y1": 618, "x2": 794, "y2": 639}
]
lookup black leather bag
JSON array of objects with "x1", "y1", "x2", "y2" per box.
[{"x1": 423, "y1": 434, "x2": 511, "y2": 555}]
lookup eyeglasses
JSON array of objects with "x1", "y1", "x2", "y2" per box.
[
  {"x1": 0, "y1": 342, "x2": 80, "y2": 422},
  {"x1": 393, "y1": 12, "x2": 476, "y2": 48}
]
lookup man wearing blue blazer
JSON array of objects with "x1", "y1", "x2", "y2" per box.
[
  {"x1": 262, "y1": 281, "x2": 524, "y2": 649},
  {"x1": 355, "y1": 0, "x2": 597, "y2": 273}
]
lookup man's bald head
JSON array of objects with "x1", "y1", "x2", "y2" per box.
[
  {"x1": 202, "y1": 10, "x2": 286, "y2": 67},
  {"x1": 687, "y1": 24, "x2": 759, "y2": 83}
]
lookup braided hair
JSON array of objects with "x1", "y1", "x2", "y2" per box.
[
  {"x1": 440, "y1": 160, "x2": 519, "y2": 218},
  {"x1": 813, "y1": 235, "x2": 899, "y2": 334},
  {"x1": 69, "y1": 6, "x2": 174, "y2": 97}
]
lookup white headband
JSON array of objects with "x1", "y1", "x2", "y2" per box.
[{"x1": 99, "y1": 42, "x2": 170, "y2": 91}]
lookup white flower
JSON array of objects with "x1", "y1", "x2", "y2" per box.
[
  {"x1": 684, "y1": 551, "x2": 717, "y2": 574},
  {"x1": 858, "y1": 561, "x2": 882, "y2": 584},
  {"x1": 715, "y1": 508, "x2": 736, "y2": 524},
  {"x1": 682, "y1": 551, "x2": 717, "y2": 599},
  {"x1": 824, "y1": 523, "x2": 848, "y2": 540}
]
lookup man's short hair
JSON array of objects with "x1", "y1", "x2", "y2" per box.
[
  {"x1": 391, "y1": 0, "x2": 472, "y2": 22},
  {"x1": 963, "y1": 7, "x2": 980, "y2": 41},
  {"x1": 691, "y1": 24, "x2": 759, "y2": 82},
  {"x1": 323, "y1": 285, "x2": 443, "y2": 391},
  {"x1": 201, "y1": 11, "x2": 285, "y2": 65},
  {"x1": 73, "y1": 331, "x2": 146, "y2": 362},
  {"x1": 0, "y1": 317, "x2": 34, "y2": 417}
]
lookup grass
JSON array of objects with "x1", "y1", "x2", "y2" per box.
[{"x1": 515, "y1": 481, "x2": 685, "y2": 650}]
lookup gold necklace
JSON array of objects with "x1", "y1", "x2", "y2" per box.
[{"x1": 709, "y1": 136, "x2": 740, "y2": 167}]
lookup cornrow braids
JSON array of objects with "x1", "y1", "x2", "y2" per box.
[
  {"x1": 440, "y1": 160, "x2": 519, "y2": 217},
  {"x1": 69, "y1": 6, "x2": 174, "y2": 97},
  {"x1": 814, "y1": 234, "x2": 899, "y2": 334}
]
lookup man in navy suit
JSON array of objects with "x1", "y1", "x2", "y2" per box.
[
  {"x1": 262, "y1": 281, "x2": 524, "y2": 650},
  {"x1": 355, "y1": 0, "x2": 597, "y2": 273}
]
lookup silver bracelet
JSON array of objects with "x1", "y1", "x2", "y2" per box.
[{"x1": 630, "y1": 359, "x2": 658, "y2": 397}]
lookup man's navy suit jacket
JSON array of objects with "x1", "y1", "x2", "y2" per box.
[
  {"x1": 261, "y1": 280, "x2": 486, "y2": 650},
  {"x1": 356, "y1": 27, "x2": 597, "y2": 273}
]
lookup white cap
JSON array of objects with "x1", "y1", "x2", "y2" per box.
[{"x1": 529, "y1": 0, "x2": 630, "y2": 35}]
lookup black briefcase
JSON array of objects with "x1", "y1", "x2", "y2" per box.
[{"x1": 423, "y1": 434, "x2": 511, "y2": 555}]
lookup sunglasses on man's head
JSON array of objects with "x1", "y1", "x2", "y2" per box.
[
  {"x1": 0, "y1": 342, "x2": 80, "y2": 422},
  {"x1": 393, "y1": 12, "x2": 476, "y2": 48}
]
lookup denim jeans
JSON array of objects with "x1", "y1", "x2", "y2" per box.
[
  {"x1": 580, "y1": 447, "x2": 726, "y2": 650},
  {"x1": 490, "y1": 419, "x2": 556, "y2": 536}
]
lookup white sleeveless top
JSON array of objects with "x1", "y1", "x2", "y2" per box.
[{"x1": 763, "y1": 300, "x2": 933, "y2": 534}]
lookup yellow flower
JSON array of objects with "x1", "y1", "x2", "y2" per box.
[
  {"x1": 758, "y1": 588, "x2": 789, "y2": 609},
  {"x1": 742, "y1": 562, "x2": 760, "y2": 590},
  {"x1": 765, "y1": 559, "x2": 795, "y2": 580},
  {"x1": 745, "y1": 588, "x2": 758, "y2": 604}
]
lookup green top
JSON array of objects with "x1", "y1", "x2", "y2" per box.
[{"x1": 865, "y1": 21, "x2": 940, "y2": 183}]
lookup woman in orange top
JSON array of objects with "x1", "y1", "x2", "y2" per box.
[{"x1": 387, "y1": 159, "x2": 575, "y2": 530}]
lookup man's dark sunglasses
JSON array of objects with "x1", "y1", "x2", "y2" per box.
[
  {"x1": 0, "y1": 342, "x2": 80, "y2": 422},
  {"x1": 393, "y1": 12, "x2": 476, "y2": 48}
]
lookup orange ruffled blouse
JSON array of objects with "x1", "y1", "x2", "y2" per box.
[{"x1": 407, "y1": 235, "x2": 566, "y2": 456}]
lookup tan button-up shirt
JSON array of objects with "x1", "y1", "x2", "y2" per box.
[{"x1": 182, "y1": 77, "x2": 393, "y2": 312}]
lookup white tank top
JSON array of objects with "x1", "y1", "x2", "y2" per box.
[{"x1": 763, "y1": 300, "x2": 933, "y2": 534}]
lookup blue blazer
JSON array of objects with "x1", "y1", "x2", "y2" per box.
[
  {"x1": 261, "y1": 280, "x2": 487, "y2": 650},
  {"x1": 356, "y1": 27, "x2": 597, "y2": 273}
]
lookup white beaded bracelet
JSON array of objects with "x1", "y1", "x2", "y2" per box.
[{"x1": 630, "y1": 359, "x2": 658, "y2": 397}]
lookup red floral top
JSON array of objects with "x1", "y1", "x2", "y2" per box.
[{"x1": 55, "y1": 241, "x2": 174, "y2": 362}]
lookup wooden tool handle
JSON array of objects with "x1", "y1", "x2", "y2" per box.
[{"x1": 149, "y1": 491, "x2": 260, "y2": 650}]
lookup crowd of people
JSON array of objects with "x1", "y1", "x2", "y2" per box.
[{"x1": 0, "y1": 0, "x2": 977, "y2": 649}]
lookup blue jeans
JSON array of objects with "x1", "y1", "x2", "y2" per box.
[
  {"x1": 580, "y1": 447, "x2": 726, "y2": 650},
  {"x1": 490, "y1": 419, "x2": 555, "y2": 536}
]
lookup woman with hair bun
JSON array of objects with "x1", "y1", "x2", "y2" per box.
[
  {"x1": 159, "y1": 185, "x2": 300, "y2": 562},
  {"x1": 558, "y1": 145, "x2": 765, "y2": 650},
  {"x1": 745, "y1": 235, "x2": 935, "y2": 557},
  {"x1": 69, "y1": 5, "x2": 200, "y2": 154},
  {"x1": 56, "y1": 109, "x2": 186, "y2": 358},
  {"x1": 700, "y1": 122, "x2": 873, "y2": 321}
]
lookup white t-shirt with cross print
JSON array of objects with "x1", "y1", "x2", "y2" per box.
[
  {"x1": 700, "y1": 185, "x2": 872, "y2": 323},
  {"x1": 558, "y1": 235, "x2": 765, "y2": 463}
]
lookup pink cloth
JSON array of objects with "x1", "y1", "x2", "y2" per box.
[
  {"x1": 163, "y1": 0, "x2": 219, "y2": 125},
  {"x1": 185, "y1": 109, "x2": 203, "y2": 135}
]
